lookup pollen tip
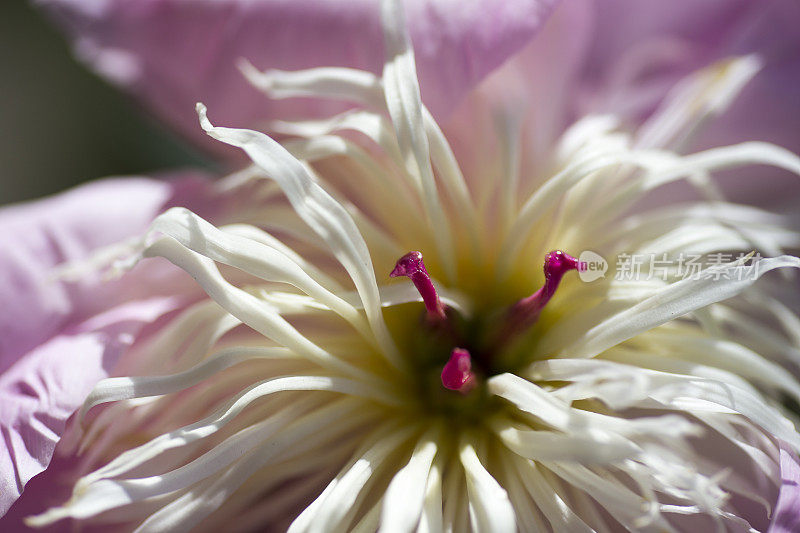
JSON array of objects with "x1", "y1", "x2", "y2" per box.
[
  {"x1": 390, "y1": 251, "x2": 446, "y2": 319},
  {"x1": 501, "y1": 249, "x2": 583, "y2": 340},
  {"x1": 441, "y1": 348, "x2": 476, "y2": 394},
  {"x1": 390, "y1": 251, "x2": 424, "y2": 278},
  {"x1": 544, "y1": 250, "x2": 582, "y2": 277}
]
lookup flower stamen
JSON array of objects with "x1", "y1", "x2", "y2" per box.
[
  {"x1": 390, "y1": 251, "x2": 446, "y2": 320},
  {"x1": 505, "y1": 250, "x2": 585, "y2": 335},
  {"x1": 440, "y1": 348, "x2": 476, "y2": 394}
]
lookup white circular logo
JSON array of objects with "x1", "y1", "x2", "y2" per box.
[{"x1": 578, "y1": 251, "x2": 607, "y2": 282}]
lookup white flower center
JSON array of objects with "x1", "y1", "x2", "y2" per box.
[{"x1": 28, "y1": 1, "x2": 800, "y2": 531}]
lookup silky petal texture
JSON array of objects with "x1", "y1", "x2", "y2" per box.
[
  {"x1": 770, "y1": 440, "x2": 800, "y2": 533},
  {"x1": 446, "y1": 0, "x2": 800, "y2": 207},
  {"x1": 0, "y1": 173, "x2": 215, "y2": 516},
  {"x1": 34, "y1": 0, "x2": 558, "y2": 157},
  {"x1": 8, "y1": 1, "x2": 800, "y2": 530},
  {"x1": 587, "y1": 0, "x2": 800, "y2": 205}
]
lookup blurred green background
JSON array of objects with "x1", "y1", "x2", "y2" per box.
[{"x1": 0, "y1": 0, "x2": 208, "y2": 206}]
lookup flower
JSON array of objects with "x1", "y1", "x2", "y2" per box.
[
  {"x1": 0, "y1": 173, "x2": 218, "y2": 517},
  {"x1": 33, "y1": 0, "x2": 558, "y2": 158},
  {"x1": 34, "y1": 0, "x2": 800, "y2": 201},
  {"x1": 4, "y1": 0, "x2": 557, "y2": 520},
  {"x1": 9, "y1": 0, "x2": 800, "y2": 530}
]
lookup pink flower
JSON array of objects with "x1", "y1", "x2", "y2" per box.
[
  {"x1": 4, "y1": 0, "x2": 559, "y2": 520},
  {"x1": 2, "y1": 0, "x2": 799, "y2": 529},
  {"x1": 35, "y1": 0, "x2": 800, "y2": 201},
  {"x1": 34, "y1": 0, "x2": 557, "y2": 157},
  {"x1": 0, "y1": 173, "x2": 218, "y2": 516}
]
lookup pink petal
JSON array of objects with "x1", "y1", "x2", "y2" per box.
[
  {"x1": 578, "y1": 0, "x2": 800, "y2": 204},
  {"x1": 0, "y1": 173, "x2": 213, "y2": 516},
  {"x1": 443, "y1": 0, "x2": 593, "y2": 182},
  {"x1": 769, "y1": 440, "x2": 800, "y2": 533},
  {"x1": 35, "y1": 0, "x2": 558, "y2": 157},
  {"x1": 470, "y1": 0, "x2": 800, "y2": 206},
  {"x1": 578, "y1": 1, "x2": 790, "y2": 120},
  {"x1": 688, "y1": 0, "x2": 800, "y2": 205}
]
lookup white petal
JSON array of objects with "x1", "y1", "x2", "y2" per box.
[
  {"x1": 29, "y1": 395, "x2": 366, "y2": 525},
  {"x1": 458, "y1": 436, "x2": 516, "y2": 533},
  {"x1": 252, "y1": 281, "x2": 470, "y2": 320},
  {"x1": 291, "y1": 422, "x2": 417, "y2": 533},
  {"x1": 421, "y1": 105, "x2": 479, "y2": 256},
  {"x1": 380, "y1": 429, "x2": 439, "y2": 533},
  {"x1": 544, "y1": 462, "x2": 668, "y2": 531},
  {"x1": 131, "y1": 399, "x2": 374, "y2": 533},
  {"x1": 380, "y1": 0, "x2": 455, "y2": 281},
  {"x1": 491, "y1": 420, "x2": 638, "y2": 465},
  {"x1": 197, "y1": 104, "x2": 403, "y2": 370},
  {"x1": 593, "y1": 201, "x2": 797, "y2": 256},
  {"x1": 245, "y1": 61, "x2": 474, "y2": 249},
  {"x1": 531, "y1": 354, "x2": 800, "y2": 449},
  {"x1": 221, "y1": 223, "x2": 343, "y2": 291},
  {"x1": 495, "y1": 452, "x2": 547, "y2": 532},
  {"x1": 273, "y1": 111, "x2": 419, "y2": 190},
  {"x1": 494, "y1": 105, "x2": 524, "y2": 235},
  {"x1": 636, "y1": 55, "x2": 762, "y2": 150},
  {"x1": 416, "y1": 456, "x2": 444, "y2": 533},
  {"x1": 144, "y1": 237, "x2": 374, "y2": 380},
  {"x1": 441, "y1": 457, "x2": 468, "y2": 533},
  {"x1": 552, "y1": 255, "x2": 800, "y2": 358},
  {"x1": 529, "y1": 355, "x2": 759, "y2": 410},
  {"x1": 556, "y1": 115, "x2": 621, "y2": 163},
  {"x1": 499, "y1": 147, "x2": 674, "y2": 275},
  {"x1": 645, "y1": 330, "x2": 800, "y2": 402},
  {"x1": 352, "y1": 498, "x2": 385, "y2": 533},
  {"x1": 642, "y1": 141, "x2": 800, "y2": 191},
  {"x1": 510, "y1": 456, "x2": 593, "y2": 533},
  {"x1": 239, "y1": 60, "x2": 385, "y2": 109},
  {"x1": 81, "y1": 346, "x2": 296, "y2": 418},
  {"x1": 488, "y1": 373, "x2": 698, "y2": 445},
  {"x1": 282, "y1": 135, "x2": 429, "y2": 241},
  {"x1": 151, "y1": 208, "x2": 371, "y2": 338}
]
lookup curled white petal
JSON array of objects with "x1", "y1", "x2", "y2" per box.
[{"x1": 197, "y1": 103, "x2": 403, "y2": 370}]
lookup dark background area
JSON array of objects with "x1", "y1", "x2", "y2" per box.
[{"x1": 0, "y1": 0, "x2": 208, "y2": 206}]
